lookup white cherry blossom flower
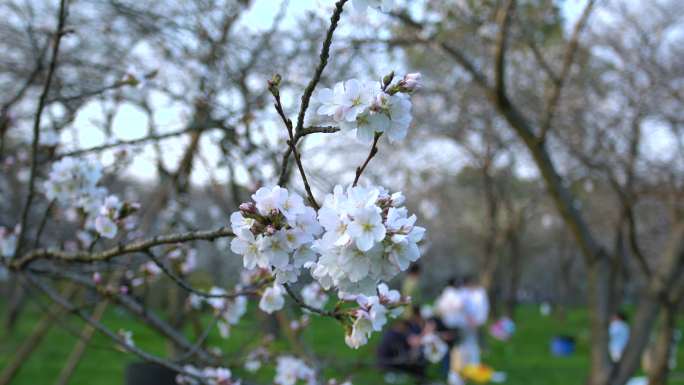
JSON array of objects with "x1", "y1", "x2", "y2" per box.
[
  {"x1": 259, "y1": 284, "x2": 285, "y2": 314},
  {"x1": 94, "y1": 215, "x2": 118, "y2": 239},
  {"x1": 231, "y1": 231, "x2": 267, "y2": 269},
  {"x1": 345, "y1": 316, "x2": 372, "y2": 349},
  {"x1": 252, "y1": 186, "x2": 288, "y2": 215},
  {"x1": 347, "y1": 206, "x2": 386, "y2": 251},
  {"x1": 301, "y1": 282, "x2": 329, "y2": 309},
  {"x1": 274, "y1": 356, "x2": 315, "y2": 385}
]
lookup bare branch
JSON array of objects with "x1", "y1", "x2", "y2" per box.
[
  {"x1": 538, "y1": 0, "x2": 596, "y2": 143},
  {"x1": 493, "y1": 0, "x2": 516, "y2": 102},
  {"x1": 293, "y1": 0, "x2": 348, "y2": 133},
  {"x1": 25, "y1": 273, "x2": 207, "y2": 384},
  {"x1": 352, "y1": 132, "x2": 382, "y2": 187},
  {"x1": 278, "y1": 0, "x2": 349, "y2": 187},
  {"x1": 143, "y1": 250, "x2": 259, "y2": 299},
  {"x1": 12, "y1": 227, "x2": 234, "y2": 269},
  {"x1": 15, "y1": 0, "x2": 69, "y2": 258},
  {"x1": 51, "y1": 127, "x2": 218, "y2": 161}
]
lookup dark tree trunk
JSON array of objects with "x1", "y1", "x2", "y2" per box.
[{"x1": 647, "y1": 304, "x2": 676, "y2": 385}]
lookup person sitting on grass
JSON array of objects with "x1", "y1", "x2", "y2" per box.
[{"x1": 377, "y1": 307, "x2": 427, "y2": 379}]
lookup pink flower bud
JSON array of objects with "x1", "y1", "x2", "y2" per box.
[
  {"x1": 265, "y1": 225, "x2": 277, "y2": 236},
  {"x1": 402, "y1": 73, "x2": 421, "y2": 90},
  {"x1": 92, "y1": 272, "x2": 102, "y2": 284},
  {"x1": 239, "y1": 202, "x2": 257, "y2": 214}
]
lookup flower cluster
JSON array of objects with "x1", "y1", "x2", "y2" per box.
[
  {"x1": 345, "y1": 283, "x2": 403, "y2": 349},
  {"x1": 230, "y1": 186, "x2": 322, "y2": 285},
  {"x1": 44, "y1": 157, "x2": 106, "y2": 213},
  {"x1": 189, "y1": 287, "x2": 247, "y2": 338},
  {"x1": 274, "y1": 356, "x2": 315, "y2": 385},
  {"x1": 311, "y1": 185, "x2": 425, "y2": 296},
  {"x1": 177, "y1": 366, "x2": 239, "y2": 385},
  {"x1": 311, "y1": 73, "x2": 420, "y2": 144},
  {"x1": 244, "y1": 346, "x2": 271, "y2": 373},
  {"x1": 300, "y1": 282, "x2": 329, "y2": 310},
  {"x1": 43, "y1": 157, "x2": 139, "y2": 240}
]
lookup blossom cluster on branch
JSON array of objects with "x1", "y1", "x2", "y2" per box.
[
  {"x1": 311, "y1": 73, "x2": 421, "y2": 143},
  {"x1": 43, "y1": 157, "x2": 139, "y2": 241},
  {"x1": 312, "y1": 185, "x2": 425, "y2": 296}
]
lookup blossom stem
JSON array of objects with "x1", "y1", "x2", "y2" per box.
[
  {"x1": 277, "y1": 0, "x2": 348, "y2": 190},
  {"x1": 353, "y1": 132, "x2": 382, "y2": 187},
  {"x1": 282, "y1": 283, "x2": 341, "y2": 320},
  {"x1": 143, "y1": 250, "x2": 260, "y2": 299}
]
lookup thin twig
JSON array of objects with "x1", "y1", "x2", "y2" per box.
[
  {"x1": 538, "y1": 0, "x2": 596, "y2": 143},
  {"x1": 282, "y1": 283, "x2": 340, "y2": 319},
  {"x1": 33, "y1": 200, "x2": 55, "y2": 249},
  {"x1": 293, "y1": 0, "x2": 348, "y2": 133},
  {"x1": 15, "y1": 0, "x2": 69, "y2": 258},
  {"x1": 30, "y1": 266, "x2": 219, "y2": 364},
  {"x1": 173, "y1": 312, "x2": 222, "y2": 363},
  {"x1": 352, "y1": 132, "x2": 382, "y2": 187},
  {"x1": 144, "y1": 250, "x2": 258, "y2": 299},
  {"x1": 50, "y1": 127, "x2": 213, "y2": 161},
  {"x1": 278, "y1": 0, "x2": 348, "y2": 186},
  {"x1": 25, "y1": 273, "x2": 207, "y2": 384}
]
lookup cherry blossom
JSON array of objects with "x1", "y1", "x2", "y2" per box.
[
  {"x1": 300, "y1": 282, "x2": 329, "y2": 309},
  {"x1": 274, "y1": 356, "x2": 315, "y2": 385},
  {"x1": 310, "y1": 184, "x2": 425, "y2": 296},
  {"x1": 177, "y1": 365, "x2": 240, "y2": 385},
  {"x1": 259, "y1": 284, "x2": 285, "y2": 314},
  {"x1": 311, "y1": 73, "x2": 420, "y2": 144},
  {"x1": 230, "y1": 186, "x2": 322, "y2": 287}
]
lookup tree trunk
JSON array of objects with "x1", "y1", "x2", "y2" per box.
[
  {"x1": 504, "y1": 226, "x2": 522, "y2": 320},
  {"x1": 647, "y1": 304, "x2": 676, "y2": 385},
  {"x1": 585, "y1": 257, "x2": 614, "y2": 385},
  {"x1": 480, "y1": 162, "x2": 499, "y2": 320}
]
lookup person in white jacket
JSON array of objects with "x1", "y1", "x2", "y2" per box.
[
  {"x1": 458, "y1": 275, "x2": 489, "y2": 366},
  {"x1": 609, "y1": 312, "x2": 630, "y2": 362}
]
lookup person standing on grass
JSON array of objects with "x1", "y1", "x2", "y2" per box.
[
  {"x1": 609, "y1": 311, "x2": 630, "y2": 362},
  {"x1": 455, "y1": 275, "x2": 489, "y2": 368},
  {"x1": 436, "y1": 277, "x2": 465, "y2": 377}
]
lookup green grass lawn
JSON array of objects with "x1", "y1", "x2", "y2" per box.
[{"x1": 1, "y1": 300, "x2": 682, "y2": 385}]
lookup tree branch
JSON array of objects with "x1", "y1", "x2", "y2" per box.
[
  {"x1": 493, "y1": 0, "x2": 515, "y2": 103},
  {"x1": 25, "y1": 274, "x2": 208, "y2": 383},
  {"x1": 12, "y1": 227, "x2": 234, "y2": 269},
  {"x1": 15, "y1": 0, "x2": 69, "y2": 258},
  {"x1": 352, "y1": 132, "x2": 382, "y2": 187},
  {"x1": 538, "y1": 0, "x2": 596, "y2": 143},
  {"x1": 278, "y1": 0, "x2": 349, "y2": 187}
]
